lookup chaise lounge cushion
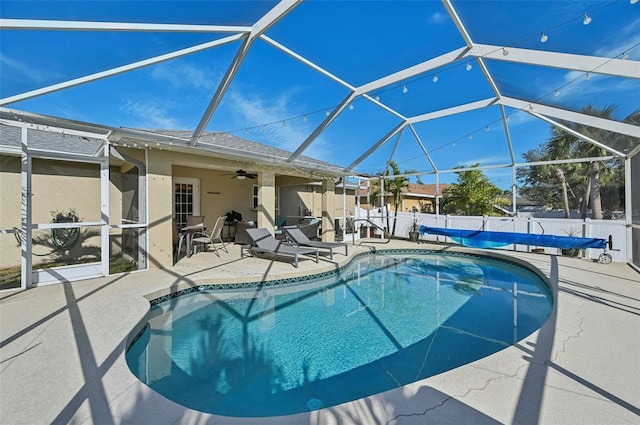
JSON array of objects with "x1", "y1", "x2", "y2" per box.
[
  {"x1": 283, "y1": 226, "x2": 348, "y2": 260},
  {"x1": 297, "y1": 219, "x2": 321, "y2": 240},
  {"x1": 242, "y1": 227, "x2": 319, "y2": 268},
  {"x1": 234, "y1": 221, "x2": 257, "y2": 245}
]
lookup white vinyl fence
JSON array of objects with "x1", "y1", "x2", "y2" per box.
[{"x1": 354, "y1": 208, "x2": 628, "y2": 263}]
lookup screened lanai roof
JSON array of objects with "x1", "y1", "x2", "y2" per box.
[{"x1": 1, "y1": 0, "x2": 639, "y2": 185}]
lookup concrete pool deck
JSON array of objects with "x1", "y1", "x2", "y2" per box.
[{"x1": 1, "y1": 240, "x2": 639, "y2": 425}]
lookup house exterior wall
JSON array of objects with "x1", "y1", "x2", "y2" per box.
[
  {"x1": 278, "y1": 183, "x2": 358, "y2": 224},
  {"x1": 172, "y1": 165, "x2": 257, "y2": 230},
  {"x1": 0, "y1": 155, "x2": 23, "y2": 270},
  {"x1": 0, "y1": 155, "x2": 124, "y2": 269},
  {"x1": 402, "y1": 197, "x2": 437, "y2": 213},
  {"x1": 146, "y1": 149, "x2": 173, "y2": 269},
  {"x1": 1, "y1": 148, "x2": 359, "y2": 272}
]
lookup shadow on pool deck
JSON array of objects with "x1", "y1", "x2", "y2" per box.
[{"x1": 0, "y1": 241, "x2": 638, "y2": 424}]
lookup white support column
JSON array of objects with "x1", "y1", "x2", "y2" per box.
[
  {"x1": 435, "y1": 173, "x2": 440, "y2": 217},
  {"x1": 512, "y1": 166, "x2": 517, "y2": 216},
  {"x1": 342, "y1": 177, "x2": 347, "y2": 237},
  {"x1": 100, "y1": 145, "x2": 110, "y2": 276},
  {"x1": 356, "y1": 177, "x2": 361, "y2": 218},
  {"x1": 139, "y1": 151, "x2": 148, "y2": 270},
  {"x1": 20, "y1": 127, "x2": 33, "y2": 289},
  {"x1": 625, "y1": 156, "x2": 633, "y2": 263},
  {"x1": 513, "y1": 282, "x2": 518, "y2": 345},
  {"x1": 583, "y1": 218, "x2": 591, "y2": 259},
  {"x1": 380, "y1": 177, "x2": 385, "y2": 234}
]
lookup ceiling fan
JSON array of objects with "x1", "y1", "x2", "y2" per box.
[{"x1": 230, "y1": 169, "x2": 257, "y2": 180}]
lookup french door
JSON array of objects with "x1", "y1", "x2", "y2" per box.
[{"x1": 173, "y1": 177, "x2": 200, "y2": 228}]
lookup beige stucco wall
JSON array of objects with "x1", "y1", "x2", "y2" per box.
[
  {"x1": 0, "y1": 155, "x2": 23, "y2": 270},
  {"x1": 1, "y1": 147, "x2": 358, "y2": 271},
  {"x1": 278, "y1": 183, "x2": 358, "y2": 224},
  {"x1": 257, "y1": 171, "x2": 276, "y2": 233},
  {"x1": 322, "y1": 179, "x2": 336, "y2": 241},
  {"x1": 172, "y1": 165, "x2": 257, "y2": 230},
  {"x1": 146, "y1": 149, "x2": 173, "y2": 269},
  {"x1": 402, "y1": 198, "x2": 437, "y2": 213},
  {"x1": 0, "y1": 155, "x2": 125, "y2": 269}
]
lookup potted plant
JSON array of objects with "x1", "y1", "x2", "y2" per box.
[
  {"x1": 561, "y1": 228, "x2": 581, "y2": 257},
  {"x1": 407, "y1": 217, "x2": 421, "y2": 242}
]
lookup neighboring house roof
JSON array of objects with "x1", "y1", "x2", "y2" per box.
[
  {"x1": 513, "y1": 197, "x2": 546, "y2": 207},
  {"x1": 357, "y1": 182, "x2": 451, "y2": 198},
  {"x1": 403, "y1": 183, "x2": 450, "y2": 198}
]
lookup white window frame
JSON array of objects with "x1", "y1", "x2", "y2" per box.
[{"x1": 252, "y1": 184, "x2": 259, "y2": 210}]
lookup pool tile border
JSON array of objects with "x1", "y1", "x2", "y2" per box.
[{"x1": 148, "y1": 248, "x2": 546, "y2": 307}]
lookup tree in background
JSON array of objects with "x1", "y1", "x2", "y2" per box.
[
  {"x1": 518, "y1": 105, "x2": 635, "y2": 219},
  {"x1": 441, "y1": 165, "x2": 503, "y2": 216},
  {"x1": 371, "y1": 161, "x2": 414, "y2": 235}
]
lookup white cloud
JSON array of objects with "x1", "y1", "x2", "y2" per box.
[
  {"x1": 457, "y1": 156, "x2": 511, "y2": 168},
  {"x1": 536, "y1": 67, "x2": 640, "y2": 118},
  {"x1": 428, "y1": 12, "x2": 448, "y2": 25},
  {"x1": 505, "y1": 109, "x2": 538, "y2": 127},
  {"x1": 226, "y1": 90, "x2": 335, "y2": 161},
  {"x1": 150, "y1": 61, "x2": 219, "y2": 91},
  {"x1": 0, "y1": 53, "x2": 51, "y2": 85},
  {"x1": 121, "y1": 98, "x2": 183, "y2": 129},
  {"x1": 594, "y1": 16, "x2": 640, "y2": 60}
]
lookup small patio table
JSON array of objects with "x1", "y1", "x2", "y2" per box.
[{"x1": 176, "y1": 224, "x2": 206, "y2": 260}]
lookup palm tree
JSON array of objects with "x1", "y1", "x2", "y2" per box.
[
  {"x1": 541, "y1": 104, "x2": 632, "y2": 219},
  {"x1": 371, "y1": 161, "x2": 412, "y2": 236},
  {"x1": 553, "y1": 168, "x2": 572, "y2": 218},
  {"x1": 545, "y1": 126, "x2": 578, "y2": 218},
  {"x1": 572, "y1": 105, "x2": 617, "y2": 219}
]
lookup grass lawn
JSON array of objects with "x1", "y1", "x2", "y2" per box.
[{"x1": 0, "y1": 257, "x2": 138, "y2": 290}]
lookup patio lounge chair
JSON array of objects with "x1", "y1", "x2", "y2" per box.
[
  {"x1": 283, "y1": 226, "x2": 348, "y2": 260},
  {"x1": 297, "y1": 219, "x2": 321, "y2": 240},
  {"x1": 234, "y1": 221, "x2": 257, "y2": 245},
  {"x1": 242, "y1": 228, "x2": 319, "y2": 268},
  {"x1": 191, "y1": 216, "x2": 228, "y2": 256}
]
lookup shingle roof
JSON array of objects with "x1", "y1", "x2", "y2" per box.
[
  {"x1": 116, "y1": 128, "x2": 355, "y2": 177},
  {"x1": 0, "y1": 122, "x2": 104, "y2": 157},
  {"x1": 0, "y1": 108, "x2": 356, "y2": 177},
  {"x1": 403, "y1": 183, "x2": 450, "y2": 197}
]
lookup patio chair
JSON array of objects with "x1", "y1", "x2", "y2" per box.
[
  {"x1": 191, "y1": 216, "x2": 228, "y2": 256},
  {"x1": 242, "y1": 228, "x2": 319, "y2": 268},
  {"x1": 173, "y1": 220, "x2": 185, "y2": 263},
  {"x1": 187, "y1": 215, "x2": 205, "y2": 227},
  {"x1": 283, "y1": 226, "x2": 348, "y2": 260},
  {"x1": 274, "y1": 216, "x2": 287, "y2": 239},
  {"x1": 297, "y1": 219, "x2": 321, "y2": 240}
]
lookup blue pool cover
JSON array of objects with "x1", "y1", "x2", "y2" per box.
[{"x1": 419, "y1": 226, "x2": 607, "y2": 250}]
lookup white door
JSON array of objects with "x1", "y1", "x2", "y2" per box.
[{"x1": 173, "y1": 178, "x2": 200, "y2": 228}]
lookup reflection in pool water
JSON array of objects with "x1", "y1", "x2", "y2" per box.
[{"x1": 126, "y1": 252, "x2": 552, "y2": 417}]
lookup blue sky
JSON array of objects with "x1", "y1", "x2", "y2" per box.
[{"x1": 1, "y1": 0, "x2": 639, "y2": 189}]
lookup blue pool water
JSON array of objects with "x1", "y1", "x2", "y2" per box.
[{"x1": 126, "y1": 251, "x2": 552, "y2": 417}]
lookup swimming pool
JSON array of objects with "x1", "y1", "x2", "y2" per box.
[{"x1": 126, "y1": 250, "x2": 552, "y2": 417}]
